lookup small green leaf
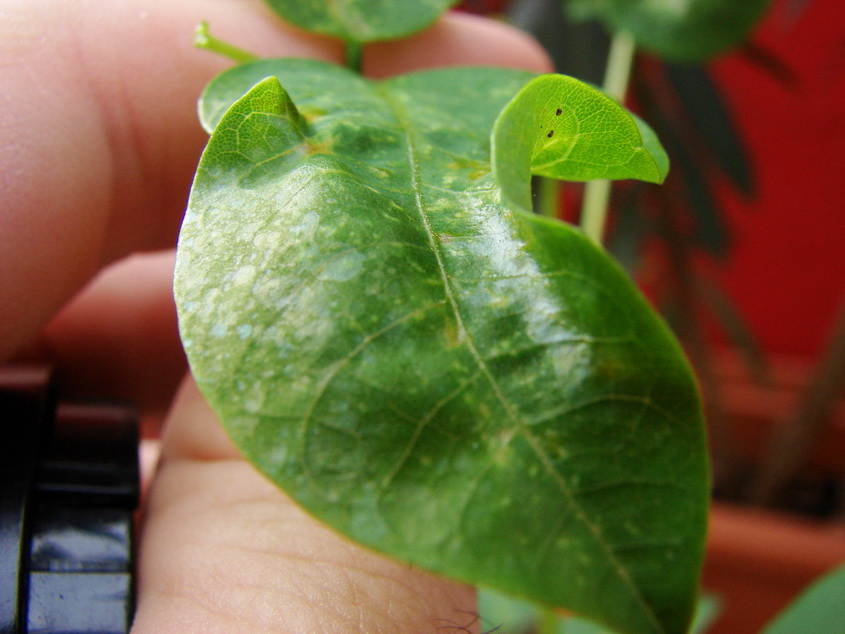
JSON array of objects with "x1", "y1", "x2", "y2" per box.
[
  {"x1": 566, "y1": 0, "x2": 771, "y2": 61},
  {"x1": 262, "y1": 0, "x2": 458, "y2": 43},
  {"x1": 763, "y1": 565, "x2": 845, "y2": 634},
  {"x1": 176, "y1": 59, "x2": 707, "y2": 634},
  {"x1": 492, "y1": 74, "x2": 668, "y2": 211}
]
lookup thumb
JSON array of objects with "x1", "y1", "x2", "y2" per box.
[{"x1": 133, "y1": 376, "x2": 479, "y2": 633}]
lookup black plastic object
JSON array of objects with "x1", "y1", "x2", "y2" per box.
[{"x1": 1, "y1": 368, "x2": 138, "y2": 633}]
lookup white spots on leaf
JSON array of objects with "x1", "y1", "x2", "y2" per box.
[
  {"x1": 228, "y1": 414, "x2": 259, "y2": 441},
  {"x1": 292, "y1": 210, "x2": 320, "y2": 238},
  {"x1": 231, "y1": 265, "x2": 257, "y2": 287},
  {"x1": 210, "y1": 323, "x2": 227, "y2": 338},
  {"x1": 243, "y1": 380, "x2": 266, "y2": 414},
  {"x1": 549, "y1": 343, "x2": 591, "y2": 381},
  {"x1": 253, "y1": 230, "x2": 283, "y2": 251},
  {"x1": 265, "y1": 443, "x2": 289, "y2": 468},
  {"x1": 320, "y1": 250, "x2": 365, "y2": 282}
]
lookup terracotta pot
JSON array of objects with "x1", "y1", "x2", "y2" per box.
[
  {"x1": 703, "y1": 503, "x2": 845, "y2": 633},
  {"x1": 713, "y1": 350, "x2": 845, "y2": 480}
]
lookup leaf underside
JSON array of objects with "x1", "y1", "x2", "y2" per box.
[{"x1": 176, "y1": 59, "x2": 708, "y2": 634}]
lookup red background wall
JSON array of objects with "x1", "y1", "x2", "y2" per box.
[{"x1": 710, "y1": 0, "x2": 845, "y2": 359}]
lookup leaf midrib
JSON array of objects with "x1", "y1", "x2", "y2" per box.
[{"x1": 378, "y1": 82, "x2": 663, "y2": 633}]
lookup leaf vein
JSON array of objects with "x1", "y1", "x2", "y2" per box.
[{"x1": 380, "y1": 83, "x2": 662, "y2": 631}]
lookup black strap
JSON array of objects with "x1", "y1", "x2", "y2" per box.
[{"x1": 1, "y1": 368, "x2": 138, "y2": 634}]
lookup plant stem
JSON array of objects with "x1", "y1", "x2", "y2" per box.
[
  {"x1": 345, "y1": 41, "x2": 364, "y2": 73},
  {"x1": 603, "y1": 30, "x2": 637, "y2": 103},
  {"x1": 194, "y1": 21, "x2": 257, "y2": 63},
  {"x1": 537, "y1": 176, "x2": 559, "y2": 218},
  {"x1": 580, "y1": 30, "x2": 636, "y2": 245}
]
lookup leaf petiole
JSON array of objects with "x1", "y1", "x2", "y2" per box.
[
  {"x1": 194, "y1": 21, "x2": 258, "y2": 64},
  {"x1": 537, "y1": 176, "x2": 559, "y2": 219}
]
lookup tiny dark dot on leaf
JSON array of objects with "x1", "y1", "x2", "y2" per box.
[
  {"x1": 556, "y1": 108, "x2": 562, "y2": 116},
  {"x1": 547, "y1": 130, "x2": 554, "y2": 138}
]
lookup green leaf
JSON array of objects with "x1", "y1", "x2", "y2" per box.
[
  {"x1": 262, "y1": 0, "x2": 458, "y2": 43},
  {"x1": 492, "y1": 73, "x2": 667, "y2": 212},
  {"x1": 566, "y1": 0, "x2": 771, "y2": 61},
  {"x1": 176, "y1": 59, "x2": 708, "y2": 634},
  {"x1": 478, "y1": 588, "x2": 720, "y2": 633},
  {"x1": 763, "y1": 565, "x2": 845, "y2": 634},
  {"x1": 479, "y1": 588, "x2": 719, "y2": 634},
  {"x1": 478, "y1": 587, "x2": 542, "y2": 633}
]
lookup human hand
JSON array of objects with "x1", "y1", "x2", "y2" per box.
[{"x1": 1, "y1": 0, "x2": 549, "y2": 630}]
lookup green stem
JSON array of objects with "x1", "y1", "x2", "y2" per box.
[
  {"x1": 537, "y1": 176, "x2": 559, "y2": 218},
  {"x1": 194, "y1": 21, "x2": 257, "y2": 63},
  {"x1": 345, "y1": 41, "x2": 364, "y2": 73},
  {"x1": 580, "y1": 30, "x2": 636, "y2": 245},
  {"x1": 603, "y1": 30, "x2": 637, "y2": 103}
]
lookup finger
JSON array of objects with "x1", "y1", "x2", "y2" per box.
[
  {"x1": 365, "y1": 10, "x2": 551, "y2": 78},
  {"x1": 3, "y1": 0, "x2": 549, "y2": 360},
  {"x1": 27, "y1": 251, "x2": 186, "y2": 430},
  {"x1": 134, "y1": 377, "x2": 479, "y2": 633},
  {"x1": 1, "y1": 0, "x2": 342, "y2": 361}
]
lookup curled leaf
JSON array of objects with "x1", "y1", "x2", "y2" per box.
[{"x1": 492, "y1": 73, "x2": 668, "y2": 211}]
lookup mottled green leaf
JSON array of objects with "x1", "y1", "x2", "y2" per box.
[
  {"x1": 566, "y1": 0, "x2": 771, "y2": 61},
  {"x1": 262, "y1": 0, "x2": 457, "y2": 42},
  {"x1": 175, "y1": 59, "x2": 708, "y2": 634}
]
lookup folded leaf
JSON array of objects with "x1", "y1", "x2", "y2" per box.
[
  {"x1": 492, "y1": 73, "x2": 668, "y2": 212},
  {"x1": 176, "y1": 59, "x2": 708, "y2": 634}
]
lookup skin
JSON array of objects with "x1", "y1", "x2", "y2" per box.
[{"x1": 1, "y1": 1, "x2": 550, "y2": 631}]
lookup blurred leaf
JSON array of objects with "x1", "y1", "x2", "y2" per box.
[
  {"x1": 763, "y1": 564, "x2": 845, "y2": 633},
  {"x1": 477, "y1": 587, "x2": 541, "y2": 633},
  {"x1": 676, "y1": 140, "x2": 731, "y2": 257},
  {"x1": 564, "y1": 0, "x2": 772, "y2": 62},
  {"x1": 663, "y1": 64, "x2": 754, "y2": 196},
  {"x1": 262, "y1": 0, "x2": 458, "y2": 42},
  {"x1": 632, "y1": 70, "x2": 731, "y2": 259},
  {"x1": 740, "y1": 42, "x2": 801, "y2": 88},
  {"x1": 689, "y1": 593, "x2": 722, "y2": 634},
  {"x1": 479, "y1": 588, "x2": 721, "y2": 633},
  {"x1": 696, "y1": 276, "x2": 770, "y2": 384},
  {"x1": 656, "y1": 111, "x2": 731, "y2": 258},
  {"x1": 608, "y1": 183, "x2": 652, "y2": 274}
]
